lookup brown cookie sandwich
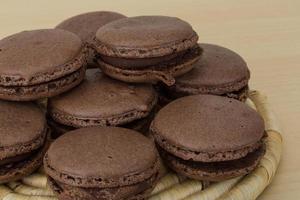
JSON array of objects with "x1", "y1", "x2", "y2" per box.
[
  {"x1": 0, "y1": 29, "x2": 87, "y2": 101},
  {"x1": 44, "y1": 127, "x2": 160, "y2": 200},
  {"x1": 47, "y1": 68, "x2": 157, "y2": 138},
  {"x1": 0, "y1": 101, "x2": 49, "y2": 183},
  {"x1": 157, "y1": 43, "x2": 250, "y2": 105},
  {"x1": 150, "y1": 95, "x2": 266, "y2": 182},
  {"x1": 94, "y1": 16, "x2": 202, "y2": 86},
  {"x1": 56, "y1": 11, "x2": 126, "y2": 68}
]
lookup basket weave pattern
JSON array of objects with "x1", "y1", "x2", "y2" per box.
[{"x1": 0, "y1": 90, "x2": 283, "y2": 200}]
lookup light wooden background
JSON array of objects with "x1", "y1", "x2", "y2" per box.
[{"x1": 0, "y1": 0, "x2": 299, "y2": 199}]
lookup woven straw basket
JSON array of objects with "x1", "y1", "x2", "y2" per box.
[{"x1": 0, "y1": 90, "x2": 283, "y2": 200}]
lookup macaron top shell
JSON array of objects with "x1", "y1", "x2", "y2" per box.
[
  {"x1": 172, "y1": 43, "x2": 250, "y2": 91},
  {"x1": 0, "y1": 29, "x2": 84, "y2": 86},
  {"x1": 44, "y1": 127, "x2": 159, "y2": 187},
  {"x1": 56, "y1": 11, "x2": 126, "y2": 42},
  {"x1": 151, "y1": 95, "x2": 264, "y2": 155},
  {"x1": 95, "y1": 16, "x2": 198, "y2": 58},
  {"x1": 48, "y1": 69, "x2": 157, "y2": 126},
  {"x1": 0, "y1": 101, "x2": 46, "y2": 159}
]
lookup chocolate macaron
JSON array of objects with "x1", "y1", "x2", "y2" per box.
[
  {"x1": 94, "y1": 16, "x2": 202, "y2": 86},
  {"x1": 44, "y1": 127, "x2": 160, "y2": 200},
  {"x1": 47, "y1": 68, "x2": 157, "y2": 138},
  {"x1": 159, "y1": 43, "x2": 250, "y2": 103},
  {"x1": 150, "y1": 95, "x2": 265, "y2": 181},
  {"x1": 0, "y1": 101, "x2": 49, "y2": 183},
  {"x1": 56, "y1": 11, "x2": 126, "y2": 68},
  {"x1": 0, "y1": 29, "x2": 87, "y2": 101}
]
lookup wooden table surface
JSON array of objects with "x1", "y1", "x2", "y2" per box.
[{"x1": 1, "y1": 0, "x2": 299, "y2": 199}]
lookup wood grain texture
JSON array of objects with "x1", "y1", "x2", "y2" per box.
[{"x1": 0, "y1": 0, "x2": 299, "y2": 199}]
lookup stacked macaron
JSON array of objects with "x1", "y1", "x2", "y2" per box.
[
  {"x1": 150, "y1": 95, "x2": 265, "y2": 181},
  {"x1": 44, "y1": 127, "x2": 160, "y2": 200},
  {"x1": 0, "y1": 101, "x2": 49, "y2": 183},
  {"x1": 0, "y1": 10, "x2": 266, "y2": 200},
  {"x1": 156, "y1": 43, "x2": 250, "y2": 106},
  {"x1": 47, "y1": 68, "x2": 157, "y2": 138},
  {"x1": 0, "y1": 29, "x2": 87, "y2": 101},
  {"x1": 93, "y1": 16, "x2": 202, "y2": 86}
]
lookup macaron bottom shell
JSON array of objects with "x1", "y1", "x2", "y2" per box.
[
  {"x1": 48, "y1": 171, "x2": 159, "y2": 200},
  {"x1": 159, "y1": 143, "x2": 266, "y2": 182},
  {"x1": 97, "y1": 45, "x2": 202, "y2": 86},
  {"x1": 47, "y1": 108, "x2": 156, "y2": 139},
  {"x1": 157, "y1": 84, "x2": 249, "y2": 108},
  {"x1": 0, "y1": 131, "x2": 50, "y2": 184},
  {"x1": 0, "y1": 66, "x2": 86, "y2": 101}
]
